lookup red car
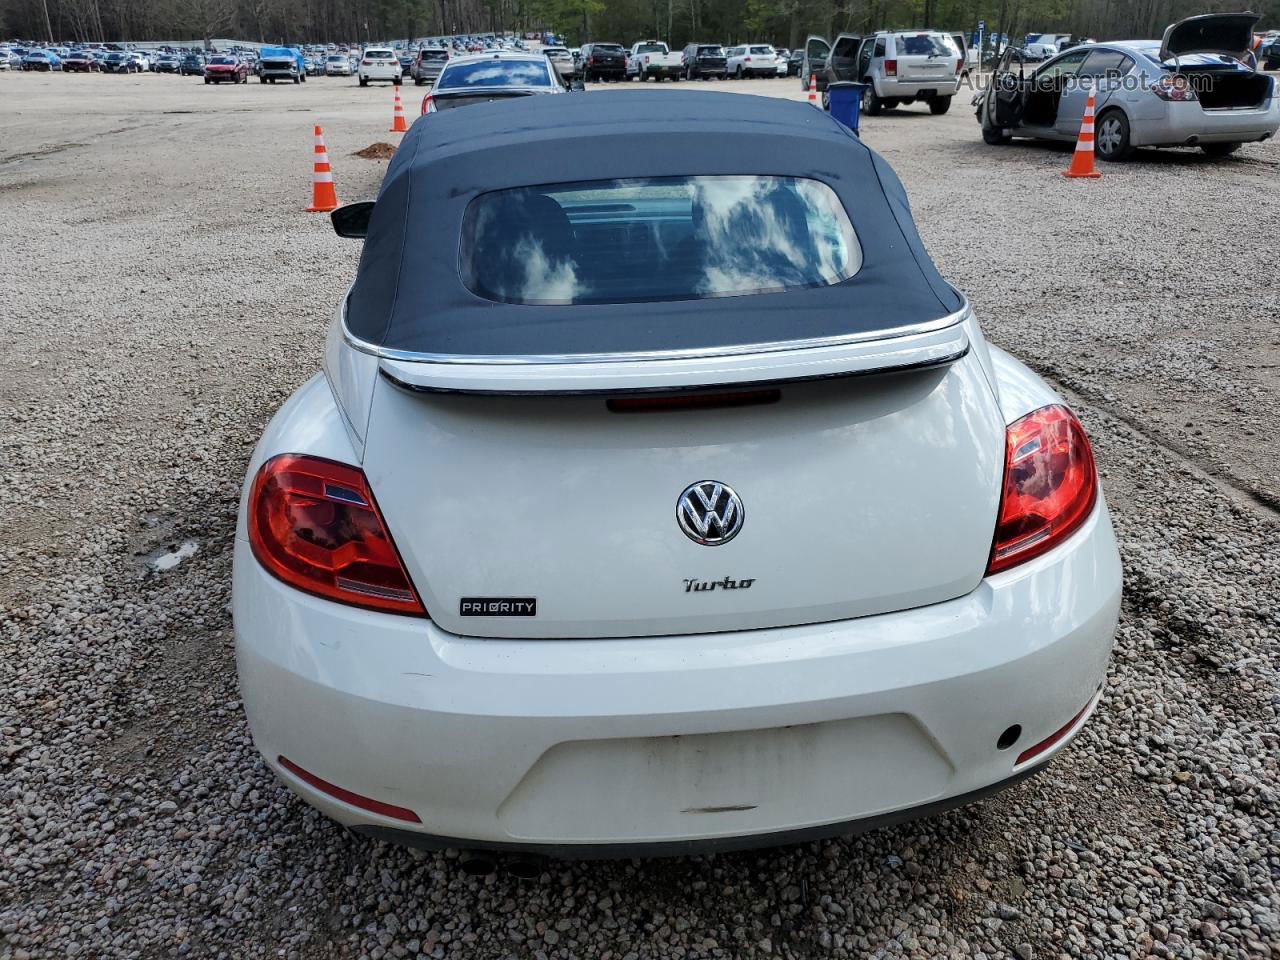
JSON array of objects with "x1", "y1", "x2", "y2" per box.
[
  {"x1": 63, "y1": 52, "x2": 100, "y2": 72},
  {"x1": 204, "y1": 56, "x2": 248, "y2": 84}
]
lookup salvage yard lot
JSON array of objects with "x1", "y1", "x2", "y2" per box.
[{"x1": 1, "y1": 72, "x2": 1278, "y2": 959}]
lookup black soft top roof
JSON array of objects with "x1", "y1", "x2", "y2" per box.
[{"x1": 347, "y1": 90, "x2": 962, "y2": 358}]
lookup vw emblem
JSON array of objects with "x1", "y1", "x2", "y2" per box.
[{"x1": 677, "y1": 481, "x2": 744, "y2": 546}]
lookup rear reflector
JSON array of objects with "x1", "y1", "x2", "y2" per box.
[
  {"x1": 607, "y1": 388, "x2": 781, "y2": 414},
  {"x1": 1016, "y1": 701, "x2": 1092, "y2": 766},
  {"x1": 278, "y1": 756, "x2": 421, "y2": 823}
]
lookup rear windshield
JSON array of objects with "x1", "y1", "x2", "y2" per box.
[
  {"x1": 459, "y1": 175, "x2": 860, "y2": 306},
  {"x1": 750, "y1": 46, "x2": 774, "y2": 55},
  {"x1": 635, "y1": 44, "x2": 666, "y2": 54},
  {"x1": 697, "y1": 46, "x2": 724, "y2": 55},
  {"x1": 365, "y1": 50, "x2": 394, "y2": 59},
  {"x1": 899, "y1": 35, "x2": 957, "y2": 56},
  {"x1": 420, "y1": 50, "x2": 449, "y2": 61},
  {"x1": 594, "y1": 44, "x2": 625, "y2": 52},
  {"x1": 437, "y1": 59, "x2": 550, "y2": 88}
]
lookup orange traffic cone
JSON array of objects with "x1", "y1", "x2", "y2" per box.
[
  {"x1": 390, "y1": 86, "x2": 407, "y2": 132},
  {"x1": 807, "y1": 73, "x2": 818, "y2": 107},
  {"x1": 305, "y1": 125, "x2": 339, "y2": 213},
  {"x1": 1062, "y1": 90, "x2": 1102, "y2": 179}
]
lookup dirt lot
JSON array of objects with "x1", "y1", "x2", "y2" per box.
[{"x1": 1, "y1": 71, "x2": 1278, "y2": 960}]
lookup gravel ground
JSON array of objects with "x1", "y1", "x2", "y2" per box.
[{"x1": 1, "y1": 71, "x2": 1278, "y2": 960}]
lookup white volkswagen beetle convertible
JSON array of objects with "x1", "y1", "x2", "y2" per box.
[{"x1": 235, "y1": 91, "x2": 1121, "y2": 857}]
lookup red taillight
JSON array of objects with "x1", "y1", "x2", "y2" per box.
[
  {"x1": 955, "y1": 58, "x2": 963, "y2": 75},
  {"x1": 278, "y1": 756, "x2": 421, "y2": 822},
  {"x1": 588, "y1": 55, "x2": 594, "y2": 64},
  {"x1": 247, "y1": 454, "x2": 426, "y2": 615},
  {"x1": 986, "y1": 404, "x2": 1097, "y2": 575},
  {"x1": 361, "y1": 58, "x2": 371, "y2": 65},
  {"x1": 744, "y1": 56, "x2": 752, "y2": 62},
  {"x1": 1016, "y1": 699, "x2": 1093, "y2": 766},
  {"x1": 421, "y1": 94, "x2": 435, "y2": 114},
  {"x1": 885, "y1": 58, "x2": 897, "y2": 76}
]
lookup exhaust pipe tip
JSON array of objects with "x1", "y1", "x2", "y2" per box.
[
  {"x1": 458, "y1": 854, "x2": 497, "y2": 877},
  {"x1": 505, "y1": 855, "x2": 546, "y2": 880}
]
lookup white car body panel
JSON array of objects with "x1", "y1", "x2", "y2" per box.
[{"x1": 359, "y1": 47, "x2": 401, "y2": 82}]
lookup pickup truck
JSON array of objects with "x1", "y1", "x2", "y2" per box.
[
  {"x1": 258, "y1": 45, "x2": 305, "y2": 83},
  {"x1": 626, "y1": 40, "x2": 682, "y2": 81}
]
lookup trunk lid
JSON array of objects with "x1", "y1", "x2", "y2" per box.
[
  {"x1": 1160, "y1": 12, "x2": 1259, "y2": 61},
  {"x1": 431, "y1": 90, "x2": 539, "y2": 110},
  {"x1": 360, "y1": 350, "x2": 1004, "y2": 639}
]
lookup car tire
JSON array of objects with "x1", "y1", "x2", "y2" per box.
[
  {"x1": 1200, "y1": 142, "x2": 1241, "y2": 157},
  {"x1": 928, "y1": 95, "x2": 952, "y2": 115},
  {"x1": 1094, "y1": 109, "x2": 1134, "y2": 162},
  {"x1": 862, "y1": 86, "x2": 883, "y2": 116},
  {"x1": 259, "y1": 76, "x2": 266, "y2": 83},
  {"x1": 393, "y1": 78, "x2": 401, "y2": 86},
  {"x1": 204, "y1": 78, "x2": 210, "y2": 84},
  {"x1": 821, "y1": 89, "x2": 830, "y2": 110},
  {"x1": 982, "y1": 122, "x2": 1012, "y2": 145},
  {"x1": 359, "y1": 76, "x2": 367, "y2": 86},
  {"x1": 415, "y1": 77, "x2": 425, "y2": 85}
]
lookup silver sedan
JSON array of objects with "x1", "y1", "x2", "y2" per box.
[{"x1": 976, "y1": 13, "x2": 1279, "y2": 160}]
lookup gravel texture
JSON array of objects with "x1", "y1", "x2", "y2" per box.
[{"x1": 1, "y1": 70, "x2": 1278, "y2": 960}]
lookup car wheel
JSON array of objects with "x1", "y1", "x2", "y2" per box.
[
  {"x1": 393, "y1": 77, "x2": 401, "y2": 86},
  {"x1": 204, "y1": 78, "x2": 210, "y2": 84},
  {"x1": 735, "y1": 66, "x2": 743, "y2": 79},
  {"x1": 1200, "y1": 142, "x2": 1241, "y2": 157},
  {"x1": 259, "y1": 76, "x2": 266, "y2": 83},
  {"x1": 415, "y1": 77, "x2": 425, "y2": 85},
  {"x1": 862, "y1": 86, "x2": 883, "y2": 116},
  {"x1": 928, "y1": 96, "x2": 952, "y2": 115},
  {"x1": 359, "y1": 76, "x2": 367, "y2": 86},
  {"x1": 821, "y1": 89, "x2": 830, "y2": 110},
  {"x1": 1094, "y1": 109, "x2": 1134, "y2": 162},
  {"x1": 982, "y1": 122, "x2": 1012, "y2": 145}
]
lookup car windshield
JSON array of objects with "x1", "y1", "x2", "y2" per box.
[
  {"x1": 327, "y1": 55, "x2": 345, "y2": 61},
  {"x1": 750, "y1": 46, "x2": 774, "y2": 55},
  {"x1": 636, "y1": 44, "x2": 665, "y2": 54},
  {"x1": 437, "y1": 59, "x2": 550, "y2": 88},
  {"x1": 366, "y1": 51, "x2": 393, "y2": 59},
  {"x1": 422, "y1": 51, "x2": 448, "y2": 61},
  {"x1": 595, "y1": 44, "x2": 624, "y2": 52},
  {"x1": 697, "y1": 46, "x2": 724, "y2": 55},
  {"x1": 459, "y1": 175, "x2": 860, "y2": 306},
  {"x1": 211, "y1": 57, "x2": 235, "y2": 64},
  {"x1": 899, "y1": 35, "x2": 957, "y2": 56}
]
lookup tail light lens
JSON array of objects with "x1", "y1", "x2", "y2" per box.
[
  {"x1": 885, "y1": 58, "x2": 897, "y2": 75},
  {"x1": 421, "y1": 94, "x2": 435, "y2": 114},
  {"x1": 955, "y1": 58, "x2": 963, "y2": 74},
  {"x1": 248, "y1": 454, "x2": 426, "y2": 616},
  {"x1": 361, "y1": 59, "x2": 371, "y2": 65},
  {"x1": 744, "y1": 56, "x2": 752, "y2": 62},
  {"x1": 1150, "y1": 73, "x2": 1197, "y2": 101},
  {"x1": 986, "y1": 404, "x2": 1097, "y2": 574}
]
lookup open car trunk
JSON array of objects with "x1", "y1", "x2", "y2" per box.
[
  {"x1": 1180, "y1": 69, "x2": 1272, "y2": 109},
  {"x1": 360, "y1": 349, "x2": 1004, "y2": 639}
]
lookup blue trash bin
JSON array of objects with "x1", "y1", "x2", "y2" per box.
[{"x1": 826, "y1": 81, "x2": 867, "y2": 134}]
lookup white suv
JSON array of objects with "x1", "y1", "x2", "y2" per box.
[
  {"x1": 358, "y1": 47, "x2": 400, "y2": 86},
  {"x1": 726, "y1": 44, "x2": 778, "y2": 78}
]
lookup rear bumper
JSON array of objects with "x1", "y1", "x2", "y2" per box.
[
  {"x1": 875, "y1": 77, "x2": 961, "y2": 98},
  {"x1": 1130, "y1": 97, "x2": 1280, "y2": 146},
  {"x1": 235, "y1": 501, "x2": 1120, "y2": 854}
]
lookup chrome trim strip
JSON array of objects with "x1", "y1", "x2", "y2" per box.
[
  {"x1": 378, "y1": 345, "x2": 970, "y2": 396},
  {"x1": 340, "y1": 292, "x2": 971, "y2": 366}
]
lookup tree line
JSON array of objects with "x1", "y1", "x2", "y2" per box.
[{"x1": 3, "y1": 0, "x2": 1276, "y2": 50}]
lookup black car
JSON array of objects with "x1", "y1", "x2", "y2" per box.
[
  {"x1": 681, "y1": 43, "x2": 728, "y2": 80},
  {"x1": 579, "y1": 42, "x2": 626, "y2": 82},
  {"x1": 179, "y1": 53, "x2": 204, "y2": 75},
  {"x1": 102, "y1": 51, "x2": 139, "y2": 73},
  {"x1": 787, "y1": 48, "x2": 803, "y2": 76},
  {"x1": 1262, "y1": 35, "x2": 1280, "y2": 70}
]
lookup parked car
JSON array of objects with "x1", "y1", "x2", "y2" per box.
[
  {"x1": 787, "y1": 48, "x2": 804, "y2": 76},
  {"x1": 976, "y1": 13, "x2": 1280, "y2": 159},
  {"x1": 305, "y1": 57, "x2": 325, "y2": 77},
  {"x1": 0, "y1": 47, "x2": 12, "y2": 70},
  {"x1": 774, "y1": 48, "x2": 790, "y2": 76},
  {"x1": 259, "y1": 45, "x2": 305, "y2": 83},
  {"x1": 22, "y1": 49, "x2": 60, "y2": 71},
  {"x1": 804, "y1": 30, "x2": 963, "y2": 114},
  {"x1": 154, "y1": 54, "x2": 180, "y2": 73},
  {"x1": 205, "y1": 55, "x2": 248, "y2": 84},
  {"x1": 62, "y1": 50, "x2": 99, "y2": 72},
  {"x1": 1022, "y1": 41, "x2": 1058, "y2": 61},
  {"x1": 580, "y1": 42, "x2": 627, "y2": 81},
  {"x1": 410, "y1": 47, "x2": 449, "y2": 84},
  {"x1": 626, "y1": 40, "x2": 682, "y2": 81},
  {"x1": 421, "y1": 51, "x2": 567, "y2": 113},
  {"x1": 681, "y1": 42, "x2": 727, "y2": 80},
  {"x1": 128, "y1": 51, "x2": 150, "y2": 71},
  {"x1": 726, "y1": 44, "x2": 778, "y2": 79},
  {"x1": 323, "y1": 54, "x2": 350, "y2": 76},
  {"x1": 359, "y1": 46, "x2": 401, "y2": 86},
  {"x1": 1260, "y1": 32, "x2": 1280, "y2": 69},
  {"x1": 179, "y1": 52, "x2": 204, "y2": 75},
  {"x1": 238, "y1": 89, "x2": 1120, "y2": 858},
  {"x1": 101, "y1": 51, "x2": 138, "y2": 73},
  {"x1": 543, "y1": 45, "x2": 576, "y2": 80}
]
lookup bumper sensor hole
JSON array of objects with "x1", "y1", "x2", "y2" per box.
[{"x1": 997, "y1": 725, "x2": 1022, "y2": 751}]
